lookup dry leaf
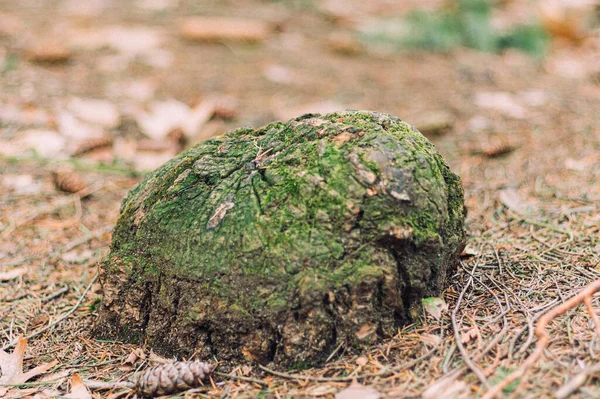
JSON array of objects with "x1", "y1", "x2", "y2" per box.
[
  {"x1": 240, "y1": 364, "x2": 253, "y2": 376},
  {"x1": 68, "y1": 98, "x2": 120, "y2": 128},
  {"x1": 0, "y1": 267, "x2": 27, "y2": 281},
  {"x1": 2, "y1": 174, "x2": 43, "y2": 195},
  {"x1": 422, "y1": 297, "x2": 448, "y2": 320},
  {"x1": 309, "y1": 385, "x2": 337, "y2": 396},
  {"x1": 460, "y1": 244, "x2": 479, "y2": 257},
  {"x1": 355, "y1": 356, "x2": 368, "y2": 366},
  {"x1": 461, "y1": 327, "x2": 480, "y2": 345},
  {"x1": 71, "y1": 26, "x2": 163, "y2": 57},
  {"x1": 420, "y1": 333, "x2": 442, "y2": 347},
  {"x1": 336, "y1": 382, "x2": 381, "y2": 399},
  {"x1": 64, "y1": 373, "x2": 92, "y2": 399},
  {"x1": 57, "y1": 111, "x2": 105, "y2": 140},
  {"x1": 423, "y1": 376, "x2": 468, "y2": 399},
  {"x1": 539, "y1": 0, "x2": 596, "y2": 42},
  {"x1": 132, "y1": 150, "x2": 176, "y2": 172},
  {"x1": 28, "y1": 314, "x2": 49, "y2": 330},
  {"x1": 0, "y1": 102, "x2": 50, "y2": 125},
  {"x1": 134, "y1": 100, "x2": 191, "y2": 140},
  {"x1": 474, "y1": 92, "x2": 527, "y2": 119},
  {"x1": 17, "y1": 129, "x2": 68, "y2": 159},
  {"x1": 148, "y1": 351, "x2": 170, "y2": 364},
  {"x1": 355, "y1": 323, "x2": 376, "y2": 341},
  {"x1": 498, "y1": 188, "x2": 539, "y2": 216},
  {"x1": 123, "y1": 348, "x2": 146, "y2": 365},
  {"x1": 180, "y1": 16, "x2": 272, "y2": 43},
  {"x1": 326, "y1": 32, "x2": 365, "y2": 56},
  {"x1": 26, "y1": 42, "x2": 71, "y2": 64},
  {"x1": 183, "y1": 99, "x2": 217, "y2": 138},
  {"x1": 38, "y1": 368, "x2": 70, "y2": 383},
  {"x1": 0, "y1": 336, "x2": 58, "y2": 396}
]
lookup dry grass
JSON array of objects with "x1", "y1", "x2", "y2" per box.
[{"x1": 1, "y1": 115, "x2": 599, "y2": 398}]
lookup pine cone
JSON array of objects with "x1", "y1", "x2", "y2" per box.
[
  {"x1": 482, "y1": 142, "x2": 516, "y2": 158},
  {"x1": 135, "y1": 361, "x2": 213, "y2": 398},
  {"x1": 72, "y1": 136, "x2": 114, "y2": 156},
  {"x1": 53, "y1": 171, "x2": 87, "y2": 193}
]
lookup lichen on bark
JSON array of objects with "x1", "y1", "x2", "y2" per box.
[{"x1": 96, "y1": 110, "x2": 466, "y2": 367}]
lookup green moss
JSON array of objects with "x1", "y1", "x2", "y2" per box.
[
  {"x1": 99, "y1": 110, "x2": 465, "y2": 365},
  {"x1": 359, "y1": 0, "x2": 549, "y2": 57}
]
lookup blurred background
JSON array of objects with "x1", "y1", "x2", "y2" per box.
[{"x1": 0, "y1": 0, "x2": 598, "y2": 175}]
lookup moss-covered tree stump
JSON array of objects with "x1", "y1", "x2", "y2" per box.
[{"x1": 97, "y1": 110, "x2": 465, "y2": 367}]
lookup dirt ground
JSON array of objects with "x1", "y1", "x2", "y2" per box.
[{"x1": 1, "y1": 0, "x2": 600, "y2": 398}]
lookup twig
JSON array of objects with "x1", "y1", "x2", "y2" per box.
[
  {"x1": 213, "y1": 371, "x2": 269, "y2": 387},
  {"x1": 84, "y1": 380, "x2": 135, "y2": 390},
  {"x1": 258, "y1": 341, "x2": 439, "y2": 383},
  {"x1": 584, "y1": 296, "x2": 600, "y2": 342},
  {"x1": 555, "y1": 361, "x2": 600, "y2": 399},
  {"x1": 1, "y1": 183, "x2": 105, "y2": 238},
  {"x1": 2, "y1": 273, "x2": 99, "y2": 350},
  {"x1": 40, "y1": 286, "x2": 69, "y2": 302},
  {"x1": 482, "y1": 278, "x2": 600, "y2": 399},
  {"x1": 452, "y1": 262, "x2": 491, "y2": 389}
]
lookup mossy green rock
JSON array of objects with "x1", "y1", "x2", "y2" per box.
[{"x1": 97, "y1": 110, "x2": 465, "y2": 367}]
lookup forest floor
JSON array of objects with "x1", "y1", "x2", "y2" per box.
[{"x1": 1, "y1": 0, "x2": 599, "y2": 398}]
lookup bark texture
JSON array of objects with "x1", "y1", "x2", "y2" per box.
[{"x1": 96, "y1": 110, "x2": 466, "y2": 367}]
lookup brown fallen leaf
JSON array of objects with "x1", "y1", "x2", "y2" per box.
[
  {"x1": 27, "y1": 314, "x2": 49, "y2": 330},
  {"x1": 474, "y1": 91, "x2": 527, "y2": 119},
  {"x1": 336, "y1": 381, "x2": 381, "y2": 399},
  {"x1": 538, "y1": 0, "x2": 596, "y2": 43},
  {"x1": 64, "y1": 373, "x2": 92, "y2": 399},
  {"x1": 26, "y1": 42, "x2": 71, "y2": 64},
  {"x1": 326, "y1": 31, "x2": 365, "y2": 56},
  {"x1": 68, "y1": 98, "x2": 120, "y2": 128},
  {"x1": 0, "y1": 267, "x2": 27, "y2": 281},
  {"x1": 422, "y1": 297, "x2": 448, "y2": 320},
  {"x1": 498, "y1": 188, "x2": 539, "y2": 216},
  {"x1": 309, "y1": 384, "x2": 336, "y2": 396},
  {"x1": 123, "y1": 348, "x2": 146, "y2": 366},
  {"x1": 461, "y1": 326, "x2": 480, "y2": 345},
  {"x1": 0, "y1": 336, "x2": 58, "y2": 396},
  {"x1": 180, "y1": 16, "x2": 272, "y2": 43},
  {"x1": 460, "y1": 244, "x2": 479, "y2": 257},
  {"x1": 422, "y1": 375, "x2": 469, "y2": 399}
]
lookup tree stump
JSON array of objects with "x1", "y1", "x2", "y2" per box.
[{"x1": 96, "y1": 110, "x2": 466, "y2": 367}]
